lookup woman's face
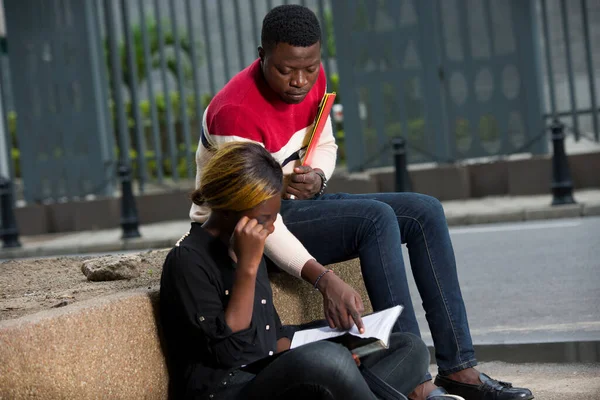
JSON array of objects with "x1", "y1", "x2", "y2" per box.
[{"x1": 243, "y1": 195, "x2": 281, "y2": 231}]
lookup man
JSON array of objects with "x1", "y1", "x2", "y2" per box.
[{"x1": 191, "y1": 5, "x2": 533, "y2": 400}]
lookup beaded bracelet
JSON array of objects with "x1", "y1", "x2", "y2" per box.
[{"x1": 314, "y1": 269, "x2": 333, "y2": 290}]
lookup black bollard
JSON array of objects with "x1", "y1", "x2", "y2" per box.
[
  {"x1": 550, "y1": 119, "x2": 576, "y2": 206},
  {"x1": 0, "y1": 176, "x2": 21, "y2": 248},
  {"x1": 391, "y1": 137, "x2": 411, "y2": 192},
  {"x1": 119, "y1": 164, "x2": 141, "y2": 239}
]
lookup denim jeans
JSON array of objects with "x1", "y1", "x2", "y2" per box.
[
  {"x1": 214, "y1": 332, "x2": 429, "y2": 399},
  {"x1": 279, "y1": 192, "x2": 478, "y2": 378}
]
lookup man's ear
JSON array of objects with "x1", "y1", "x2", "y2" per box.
[{"x1": 258, "y1": 46, "x2": 265, "y2": 62}]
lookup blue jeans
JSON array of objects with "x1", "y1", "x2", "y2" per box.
[
  {"x1": 279, "y1": 192, "x2": 478, "y2": 378},
  {"x1": 214, "y1": 333, "x2": 429, "y2": 399}
]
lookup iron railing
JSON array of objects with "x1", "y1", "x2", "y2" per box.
[{"x1": 0, "y1": 0, "x2": 597, "y2": 202}]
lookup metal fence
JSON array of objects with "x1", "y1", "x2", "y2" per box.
[
  {"x1": 538, "y1": 0, "x2": 599, "y2": 142},
  {"x1": 0, "y1": 0, "x2": 598, "y2": 203}
]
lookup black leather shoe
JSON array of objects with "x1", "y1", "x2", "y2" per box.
[{"x1": 434, "y1": 373, "x2": 534, "y2": 400}]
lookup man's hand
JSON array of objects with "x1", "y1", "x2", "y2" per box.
[
  {"x1": 285, "y1": 166, "x2": 322, "y2": 200},
  {"x1": 317, "y1": 272, "x2": 365, "y2": 333}
]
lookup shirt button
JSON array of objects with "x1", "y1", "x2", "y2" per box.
[
  {"x1": 225, "y1": 290, "x2": 229, "y2": 295},
  {"x1": 265, "y1": 325, "x2": 270, "y2": 330},
  {"x1": 261, "y1": 299, "x2": 267, "y2": 304},
  {"x1": 198, "y1": 316, "x2": 205, "y2": 322},
  {"x1": 209, "y1": 395, "x2": 214, "y2": 399},
  {"x1": 269, "y1": 351, "x2": 274, "y2": 356}
]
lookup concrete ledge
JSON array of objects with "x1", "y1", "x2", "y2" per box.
[
  {"x1": 0, "y1": 258, "x2": 369, "y2": 399},
  {"x1": 0, "y1": 289, "x2": 168, "y2": 400}
]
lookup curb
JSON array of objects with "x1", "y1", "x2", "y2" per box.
[
  {"x1": 429, "y1": 340, "x2": 600, "y2": 364},
  {"x1": 446, "y1": 202, "x2": 600, "y2": 226}
]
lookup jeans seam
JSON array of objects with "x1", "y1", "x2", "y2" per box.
[
  {"x1": 381, "y1": 335, "x2": 415, "y2": 381},
  {"x1": 397, "y1": 214, "x2": 464, "y2": 365}
]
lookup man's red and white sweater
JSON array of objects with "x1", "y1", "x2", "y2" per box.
[{"x1": 190, "y1": 59, "x2": 337, "y2": 277}]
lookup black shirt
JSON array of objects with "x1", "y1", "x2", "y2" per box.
[{"x1": 160, "y1": 223, "x2": 296, "y2": 399}]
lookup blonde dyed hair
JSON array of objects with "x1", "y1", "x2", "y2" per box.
[{"x1": 192, "y1": 142, "x2": 283, "y2": 212}]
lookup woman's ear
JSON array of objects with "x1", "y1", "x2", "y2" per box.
[{"x1": 258, "y1": 46, "x2": 265, "y2": 62}]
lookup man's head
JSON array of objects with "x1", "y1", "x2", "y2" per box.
[{"x1": 259, "y1": 5, "x2": 322, "y2": 104}]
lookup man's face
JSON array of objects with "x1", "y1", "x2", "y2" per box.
[{"x1": 259, "y1": 42, "x2": 321, "y2": 104}]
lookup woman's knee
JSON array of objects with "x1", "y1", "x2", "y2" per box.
[
  {"x1": 390, "y1": 332, "x2": 431, "y2": 374},
  {"x1": 291, "y1": 341, "x2": 357, "y2": 374}
]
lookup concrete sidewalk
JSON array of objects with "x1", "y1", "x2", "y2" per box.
[
  {"x1": 428, "y1": 362, "x2": 600, "y2": 400},
  {"x1": 2, "y1": 189, "x2": 600, "y2": 260}
]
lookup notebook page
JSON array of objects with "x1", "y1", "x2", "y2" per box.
[{"x1": 290, "y1": 305, "x2": 403, "y2": 349}]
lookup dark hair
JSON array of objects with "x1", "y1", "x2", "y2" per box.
[
  {"x1": 261, "y1": 5, "x2": 321, "y2": 51},
  {"x1": 191, "y1": 142, "x2": 283, "y2": 212}
]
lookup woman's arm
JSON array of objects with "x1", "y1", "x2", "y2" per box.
[{"x1": 226, "y1": 217, "x2": 274, "y2": 332}]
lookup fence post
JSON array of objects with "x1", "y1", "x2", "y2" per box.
[
  {"x1": 0, "y1": 176, "x2": 21, "y2": 248},
  {"x1": 119, "y1": 164, "x2": 141, "y2": 239},
  {"x1": 550, "y1": 119, "x2": 576, "y2": 205},
  {"x1": 391, "y1": 137, "x2": 411, "y2": 192}
]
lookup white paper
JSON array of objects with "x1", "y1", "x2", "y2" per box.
[{"x1": 290, "y1": 305, "x2": 403, "y2": 349}]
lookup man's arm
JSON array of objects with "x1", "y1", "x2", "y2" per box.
[
  {"x1": 189, "y1": 134, "x2": 215, "y2": 223},
  {"x1": 264, "y1": 215, "x2": 365, "y2": 332}
]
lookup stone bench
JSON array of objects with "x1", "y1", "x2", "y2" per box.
[{"x1": 0, "y1": 257, "x2": 370, "y2": 399}]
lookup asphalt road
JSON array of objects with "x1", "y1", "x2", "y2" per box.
[{"x1": 403, "y1": 217, "x2": 600, "y2": 345}]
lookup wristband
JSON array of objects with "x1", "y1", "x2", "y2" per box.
[
  {"x1": 314, "y1": 170, "x2": 328, "y2": 197},
  {"x1": 314, "y1": 269, "x2": 333, "y2": 290}
]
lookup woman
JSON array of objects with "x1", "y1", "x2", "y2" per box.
[{"x1": 160, "y1": 142, "x2": 457, "y2": 400}]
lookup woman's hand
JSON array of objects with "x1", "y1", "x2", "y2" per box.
[
  {"x1": 231, "y1": 217, "x2": 274, "y2": 271},
  {"x1": 285, "y1": 166, "x2": 323, "y2": 200},
  {"x1": 276, "y1": 337, "x2": 291, "y2": 353}
]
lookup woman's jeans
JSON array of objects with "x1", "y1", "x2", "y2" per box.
[
  {"x1": 279, "y1": 192, "x2": 478, "y2": 378},
  {"x1": 217, "y1": 332, "x2": 429, "y2": 399}
]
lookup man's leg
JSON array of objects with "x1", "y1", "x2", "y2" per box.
[
  {"x1": 280, "y1": 195, "x2": 423, "y2": 338},
  {"x1": 281, "y1": 193, "x2": 533, "y2": 399},
  {"x1": 280, "y1": 193, "x2": 476, "y2": 374}
]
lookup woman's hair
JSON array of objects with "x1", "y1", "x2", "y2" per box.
[{"x1": 191, "y1": 142, "x2": 283, "y2": 212}]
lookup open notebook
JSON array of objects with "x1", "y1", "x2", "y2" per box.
[
  {"x1": 290, "y1": 305, "x2": 403, "y2": 358},
  {"x1": 241, "y1": 305, "x2": 403, "y2": 374}
]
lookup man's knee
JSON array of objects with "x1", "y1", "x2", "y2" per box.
[
  {"x1": 361, "y1": 200, "x2": 398, "y2": 227},
  {"x1": 416, "y1": 194, "x2": 445, "y2": 217}
]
